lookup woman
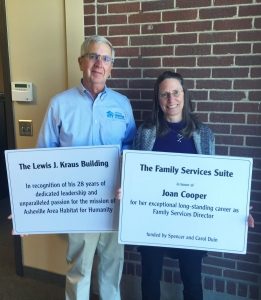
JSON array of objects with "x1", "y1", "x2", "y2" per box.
[
  {"x1": 133, "y1": 71, "x2": 211, "y2": 300},
  {"x1": 131, "y1": 71, "x2": 254, "y2": 300}
]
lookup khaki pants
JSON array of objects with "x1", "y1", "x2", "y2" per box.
[{"x1": 65, "y1": 232, "x2": 124, "y2": 300}]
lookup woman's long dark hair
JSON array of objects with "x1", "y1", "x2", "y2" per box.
[{"x1": 146, "y1": 71, "x2": 199, "y2": 138}]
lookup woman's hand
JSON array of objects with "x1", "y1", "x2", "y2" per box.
[
  {"x1": 248, "y1": 214, "x2": 254, "y2": 228},
  {"x1": 247, "y1": 206, "x2": 254, "y2": 228},
  {"x1": 115, "y1": 188, "x2": 122, "y2": 201}
]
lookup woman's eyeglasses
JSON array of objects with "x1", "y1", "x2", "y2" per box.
[{"x1": 159, "y1": 90, "x2": 183, "y2": 99}]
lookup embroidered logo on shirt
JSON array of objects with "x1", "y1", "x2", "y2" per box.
[{"x1": 106, "y1": 111, "x2": 125, "y2": 120}]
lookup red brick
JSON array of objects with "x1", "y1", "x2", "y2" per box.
[
  {"x1": 234, "y1": 79, "x2": 261, "y2": 90},
  {"x1": 175, "y1": 45, "x2": 211, "y2": 56},
  {"x1": 239, "y1": 4, "x2": 261, "y2": 16},
  {"x1": 190, "y1": 90, "x2": 209, "y2": 100},
  {"x1": 232, "y1": 125, "x2": 261, "y2": 136},
  {"x1": 112, "y1": 68, "x2": 141, "y2": 78},
  {"x1": 216, "y1": 145, "x2": 229, "y2": 155},
  {"x1": 251, "y1": 67, "x2": 261, "y2": 77},
  {"x1": 200, "y1": 7, "x2": 236, "y2": 19},
  {"x1": 120, "y1": 90, "x2": 140, "y2": 100},
  {"x1": 177, "y1": 21, "x2": 212, "y2": 32},
  {"x1": 177, "y1": 0, "x2": 211, "y2": 8},
  {"x1": 109, "y1": 25, "x2": 140, "y2": 36},
  {"x1": 214, "y1": 0, "x2": 252, "y2": 4},
  {"x1": 141, "y1": 46, "x2": 173, "y2": 57},
  {"x1": 247, "y1": 242, "x2": 261, "y2": 254},
  {"x1": 210, "y1": 113, "x2": 245, "y2": 123},
  {"x1": 246, "y1": 137, "x2": 261, "y2": 147},
  {"x1": 199, "y1": 32, "x2": 236, "y2": 43},
  {"x1": 204, "y1": 256, "x2": 236, "y2": 269},
  {"x1": 197, "y1": 79, "x2": 231, "y2": 89},
  {"x1": 84, "y1": 4, "x2": 95, "y2": 14},
  {"x1": 143, "y1": 69, "x2": 170, "y2": 79},
  {"x1": 238, "y1": 283, "x2": 248, "y2": 297},
  {"x1": 197, "y1": 102, "x2": 233, "y2": 112},
  {"x1": 226, "y1": 281, "x2": 236, "y2": 295},
  {"x1": 141, "y1": 90, "x2": 154, "y2": 100},
  {"x1": 130, "y1": 35, "x2": 161, "y2": 46},
  {"x1": 223, "y1": 269, "x2": 258, "y2": 283},
  {"x1": 235, "y1": 103, "x2": 261, "y2": 113},
  {"x1": 84, "y1": 26, "x2": 96, "y2": 36},
  {"x1": 141, "y1": 23, "x2": 174, "y2": 34},
  {"x1": 213, "y1": 43, "x2": 251, "y2": 55},
  {"x1": 198, "y1": 56, "x2": 234, "y2": 66},
  {"x1": 112, "y1": 58, "x2": 128, "y2": 68},
  {"x1": 206, "y1": 252, "x2": 224, "y2": 258},
  {"x1": 108, "y1": 2, "x2": 139, "y2": 13},
  {"x1": 249, "y1": 285, "x2": 259, "y2": 300},
  {"x1": 163, "y1": 9, "x2": 197, "y2": 21},
  {"x1": 84, "y1": 15, "x2": 95, "y2": 26},
  {"x1": 202, "y1": 265, "x2": 223, "y2": 276},
  {"x1": 204, "y1": 277, "x2": 214, "y2": 290},
  {"x1": 107, "y1": 79, "x2": 127, "y2": 88},
  {"x1": 132, "y1": 100, "x2": 153, "y2": 110},
  {"x1": 196, "y1": 112, "x2": 209, "y2": 123},
  {"x1": 142, "y1": 0, "x2": 174, "y2": 11},
  {"x1": 215, "y1": 279, "x2": 225, "y2": 293},
  {"x1": 129, "y1": 79, "x2": 154, "y2": 89},
  {"x1": 237, "y1": 262, "x2": 261, "y2": 274},
  {"x1": 108, "y1": 36, "x2": 128, "y2": 47},
  {"x1": 214, "y1": 18, "x2": 252, "y2": 30},
  {"x1": 254, "y1": 17, "x2": 261, "y2": 28},
  {"x1": 210, "y1": 91, "x2": 246, "y2": 101},
  {"x1": 224, "y1": 253, "x2": 259, "y2": 264},
  {"x1": 163, "y1": 33, "x2": 197, "y2": 44},
  {"x1": 177, "y1": 68, "x2": 211, "y2": 78},
  {"x1": 129, "y1": 12, "x2": 161, "y2": 24},
  {"x1": 238, "y1": 31, "x2": 261, "y2": 41},
  {"x1": 98, "y1": 0, "x2": 123, "y2": 2},
  {"x1": 97, "y1": 26, "x2": 107, "y2": 36},
  {"x1": 163, "y1": 57, "x2": 196, "y2": 68},
  {"x1": 114, "y1": 47, "x2": 139, "y2": 57},
  {"x1": 230, "y1": 146, "x2": 261, "y2": 158},
  {"x1": 236, "y1": 55, "x2": 261, "y2": 66},
  {"x1": 249, "y1": 91, "x2": 261, "y2": 101},
  {"x1": 208, "y1": 124, "x2": 230, "y2": 134},
  {"x1": 129, "y1": 57, "x2": 161, "y2": 68},
  {"x1": 212, "y1": 67, "x2": 249, "y2": 78},
  {"x1": 97, "y1": 14, "x2": 127, "y2": 25},
  {"x1": 97, "y1": 4, "x2": 106, "y2": 14},
  {"x1": 247, "y1": 114, "x2": 261, "y2": 124}
]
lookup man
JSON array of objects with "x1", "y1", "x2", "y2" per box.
[{"x1": 37, "y1": 35, "x2": 136, "y2": 300}]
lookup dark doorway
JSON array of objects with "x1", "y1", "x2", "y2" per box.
[
  {"x1": 0, "y1": 0, "x2": 23, "y2": 277},
  {"x1": 0, "y1": 0, "x2": 15, "y2": 203}
]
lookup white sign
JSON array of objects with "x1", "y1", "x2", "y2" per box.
[
  {"x1": 5, "y1": 145, "x2": 120, "y2": 234},
  {"x1": 119, "y1": 150, "x2": 252, "y2": 254}
]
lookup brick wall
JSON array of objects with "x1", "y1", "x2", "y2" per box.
[{"x1": 84, "y1": 0, "x2": 261, "y2": 299}]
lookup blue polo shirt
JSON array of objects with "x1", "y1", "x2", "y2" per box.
[{"x1": 37, "y1": 83, "x2": 136, "y2": 150}]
